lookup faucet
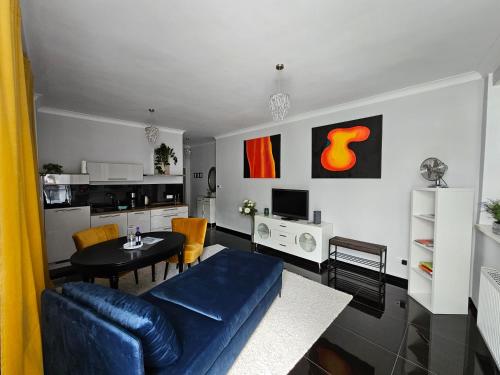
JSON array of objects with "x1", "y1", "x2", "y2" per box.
[{"x1": 105, "y1": 193, "x2": 116, "y2": 207}]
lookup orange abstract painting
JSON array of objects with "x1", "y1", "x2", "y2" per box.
[
  {"x1": 244, "y1": 135, "x2": 281, "y2": 178},
  {"x1": 312, "y1": 115, "x2": 382, "y2": 178},
  {"x1": 320, "y1": 126, "x2": 371, "y2": 171}
]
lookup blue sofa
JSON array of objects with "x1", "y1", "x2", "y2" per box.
[{"x1": 42, "y1": 249, "x2": 283, "y2": 375}]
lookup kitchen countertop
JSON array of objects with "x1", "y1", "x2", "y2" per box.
[{"x1": 91, "y1": 203, "x2": 188, "y2": 216}]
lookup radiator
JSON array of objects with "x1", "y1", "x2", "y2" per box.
[{"x1": 477, "y1": 267, "x2": 500, "y2": 369}]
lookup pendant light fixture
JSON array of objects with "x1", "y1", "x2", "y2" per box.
[
  {"x1": 269, "y1": 64, "x2": 290, "y2": 121},
  {"x1": 144, "y1": 108, "x2": 159, "y2": 145}
]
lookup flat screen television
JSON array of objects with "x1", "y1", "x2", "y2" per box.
[{"x1": 272, "y1": 188, "x2": 309, "y2": 220}]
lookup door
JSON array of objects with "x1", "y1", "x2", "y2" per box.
[{"x1": 45, "y1": 206, "x2": 91, "y2": 263}]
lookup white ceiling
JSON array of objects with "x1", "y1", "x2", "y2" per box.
[{"x1": 22, "y1": 0, "x2": 500, "y2": 141}]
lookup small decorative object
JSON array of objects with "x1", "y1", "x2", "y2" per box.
[
  {"x1": 420, "y1": 157, "x2": 448, "y2": 187},
  {"x1": 41, "y1": 163, "x2": 63, "y2": 175},
  {"x1": 145, "y1": 108, "x2": 159, "y2": 145},
  {"x1": 154, "y1": 143, "x2": 178, "y2": 175},
  {"x1": 80, "y1": 160, "x2": 87, "y2": 174},
  {"x1": 312, "y1": 115, "x2": 382, "y2": 178},
  {"x1": 238, "y1": 200, "x2": 258, "y2": 243},
  {"x1": 313, "y1": 210, "x2": 321, "y2": 224},
  {"x1": 264, "y1": 208, "x2": 269, "y2": 216},
  {"x1": 243, "y1": 134, "x2": 281, "y2": 178},
  {"x1": 269, "y1": 64, "x2": 290, "y2": 121},
  {"x1": 483, "y1": 199, "x2": 500, "y2": 235}
]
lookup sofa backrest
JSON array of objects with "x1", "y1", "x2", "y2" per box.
[{"x1": 41, "y1": 289, "x2": 145, "y2": 375}]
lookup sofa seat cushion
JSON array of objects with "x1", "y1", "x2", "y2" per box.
[
  {"x1": 150, "y1": 249, "x2": 283, "y2": 322},
  {"x1": 63, "y1": 282, "x2": 181, "y2": 368},
  {"x1": 142, "y1": 273, "x2": 282, "y2": 375}
]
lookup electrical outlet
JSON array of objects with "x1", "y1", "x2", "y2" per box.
[{"x1": 401, "y1": 259, "x2": 407, "y2": 266}]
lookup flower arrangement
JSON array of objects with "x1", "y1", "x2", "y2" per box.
[{"x1": 238, "y1": 199, "x2": 257, "y2": 216}]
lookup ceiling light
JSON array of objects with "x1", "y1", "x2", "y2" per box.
[
  {"x1": 269, "y1": 64, "x2": 290, "y2": 121},
  {"x1": 144, "y1": 108, "x2": 159, "y2": 145}
]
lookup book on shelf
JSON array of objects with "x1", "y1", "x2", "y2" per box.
[
  {"x1": 419, "y1": 264, "x2": 432, "y2": 275},
  {"x1": 415, "y1": 239, "x2": 434, "y2": 248},
  {"x1": 418, "y1": 261, "x2": 433, "y2": 276}
]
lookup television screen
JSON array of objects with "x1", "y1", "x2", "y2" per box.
[{"x1": 272, "y1": 189, "x2": 309, "y2": 220}]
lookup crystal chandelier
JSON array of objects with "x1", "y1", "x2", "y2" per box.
[
  {"x1": 144, "y1": 108, "x2": 159, "y2": 145},
  {"x1": 269, "y1": 64, "x2": 290, "y2": 121}
]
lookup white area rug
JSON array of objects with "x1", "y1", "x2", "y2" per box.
[{"x1": 96, "y1": 244, "x2": 352, "y2": 374}]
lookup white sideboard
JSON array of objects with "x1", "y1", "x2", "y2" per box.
[{"x1": 253, "y1": 214, "x2": 333, "y2": 267}]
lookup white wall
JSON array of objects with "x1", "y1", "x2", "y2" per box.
[
  {"x1": 189, "y1": 142, "x2": 216, "y2": 210},
  {"x1": 216, "y1": 78, "x2": 484, "y2": 278},
  {"x1": 471, "y1": 73, "x2": 500, "y2": 305},
  {"x1": 36, "y1": 108, "x2": 184, "y2": 177},
  {"x1": 479, "y1": 75, "x2": 500, "y2": 224}
]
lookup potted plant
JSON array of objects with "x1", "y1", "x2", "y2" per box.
[
  {"x1": 154, "y1": 143, "x2": 178, "y2": 175},
  {"x1": 40, "y1": 163, "x2": 63, "y2": 175},
  {"x1": 238, "y1": 200, "x2": 258, "y2": 245},
  {"x1": 484, "y1": 199, "x2": 500, "y2": 235}
]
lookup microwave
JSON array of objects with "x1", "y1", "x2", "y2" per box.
[{"x1": 42, "y1": 174, "x2": 90, "y2": 209}]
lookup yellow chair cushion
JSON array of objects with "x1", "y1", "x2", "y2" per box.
[
  {"x1": 72, "y1": 224, "x2": 119, "y2": 251},
  {"x1": 168, "y1": 218, "x2": 207, "y2": 264}
]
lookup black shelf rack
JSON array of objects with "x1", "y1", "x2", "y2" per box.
[{"x1": 328, "y1": 236, "x2": 387, "y2": 299}]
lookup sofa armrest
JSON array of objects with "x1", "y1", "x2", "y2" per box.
[{"x1": 41, "y1": 289, "x2": 145, "y2": 375}]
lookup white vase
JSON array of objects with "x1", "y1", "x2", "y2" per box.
[{"x1": 164, "y1": 164, "x2": 170, "y2": 175}]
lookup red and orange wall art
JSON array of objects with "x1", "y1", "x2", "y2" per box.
[
  {"x1": 312, "y1": 115, "x2": 382, "y2": 178},
  {"x1": 244, "y1": 134, "x2": 281, "y2": 178}
]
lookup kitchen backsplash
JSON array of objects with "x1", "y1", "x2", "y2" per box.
[{"x1": 89, "y1": 183, "x2": 183, "y2": 207}]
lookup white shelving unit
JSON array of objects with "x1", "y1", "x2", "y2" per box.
[{"x1": 408, "y1": 188, "x2": 474, "y2": 314}]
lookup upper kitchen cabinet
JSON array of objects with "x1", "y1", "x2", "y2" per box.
[{"x1": 87, "y1": 162, "x2": 143, "y2": 182}]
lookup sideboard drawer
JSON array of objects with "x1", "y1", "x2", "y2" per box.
[{"x1": 272, "y1": 229, "x2": 295, "y2": 245}]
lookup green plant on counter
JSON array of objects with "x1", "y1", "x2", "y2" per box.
[
  {"x1": 484, "y1": 199, "x2": 500, "y2": 223},
  {"x1": 40, "y1": 163, "x2": 63, "y2": 175},
  {"x1": 154, "y1": 143, "x2": 178, "y2": 174}
]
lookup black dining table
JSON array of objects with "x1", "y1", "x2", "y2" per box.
[{"x1": 70, "y1": 231, "x2": 185, "y2": 289}]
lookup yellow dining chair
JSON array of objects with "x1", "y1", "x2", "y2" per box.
[
  {"x1": 72, "y1": 224, "x2": 139, "y2": 285},
  {"x1": 164, "y1": 218, "x2": 208, "y2": 279}
]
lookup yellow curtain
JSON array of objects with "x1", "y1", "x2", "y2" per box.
[{"x1": 1, "y1": 1, "x2": 47, "y2": 374}]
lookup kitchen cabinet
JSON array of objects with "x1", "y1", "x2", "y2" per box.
[
  {"x1": 127, "y1": 210, "x2": 151, "y2": 233},
  {"x1": 150, "y1": 206, "x2": 188, "y2": 231},
  {"x1": 91, "y1": 212, "x2": 128, "y2": 236},
  {"x1": 197, "y1": 196, "x2": 215, "y2": 224},
  {"x1": 45, "y1": 206, "x2": 90, "y2": 263},
  {"x1": 87, "y1": 162, "x2": 143, "y2": 182}
]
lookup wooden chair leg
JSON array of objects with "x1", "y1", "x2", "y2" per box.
[
  {"x1": 163, "y1": 262, "x2": 169, "y2": 280},
  {"x1": 134, "y1": 269, "x2": 139, "y2": 285}
]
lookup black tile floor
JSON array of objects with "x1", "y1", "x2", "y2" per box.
[{"x1": 208, "y1": 228, "x2": 499, "y2": 375}]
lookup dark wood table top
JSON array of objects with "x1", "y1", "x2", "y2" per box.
[
  {"x1": 70, "y1": 231, "x2": 185, "y2": 277},
  {"x1": 329, "y1": 236, "x2": 386, "y2": 255}
]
